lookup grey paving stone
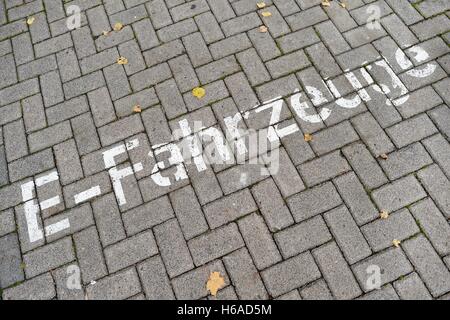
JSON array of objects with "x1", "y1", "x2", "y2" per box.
[
  {"x1": 410, "y1": 14, "x2": 450, "y2": 41},
  {"x1": 333, "y1": 171, "x2": 379, "y2": 226},
  {"x1": 23, "y1": 237, "x2": 75, "y2": 278},
  {"x1": 137, "y1": 256, "x2": 175, "y2": 300},
  {"x1": 417, "y1": 164, "x2": 450, "y2": 218},
  {"x1": 423, "y1": 134, "x2": 450, "y2": 179},
  {"x1": 275, "y1": 290, "x2": 302, "y2": 300},
  {"x1": 157, "y1": 18, "x2": 198, "y2": 43},
  {"x1": 258, "y1": 6, "x2": 290, "y2": 38},
  {"x1": 44, "y1": 203, "x2": 94, "y2": 243},
  {"x1": 98, "y1": 114, "x2": 144, "y2": 147},
  {"x1": 393, "y1": 272, "x2": 432, "y2": 300},
  {"x1": 298, "y1": 150, "x2": 351, "y2": 187},
  {"x1": 238, "y1": 213, "x2": 282, "y2": 270},
  {"x1": 63, "y1": 71, "x2": 106, "y2": 100},
  {"x1": 403, "y1": 235, "x2": 450, "y2": 297},
  {"x1": 362, "y1": 208, "x2": 420, "y2": 252},
  {"x1": 172, "y1": 260, "x2": 230, "y2": 300},
  {"x1": 86, "y1": 267, "x2": 141, "y2": 300},
  {"x1": 224, "y1": 72, "x2": 259, "y2": 112},
  {"x1": 0, "y1": 233, "x2": 24, "y2": 289},
  {"x1": 188, "y1": 223, "x2": 244, "y2": 266},
  {"x1": 314, "y1": 21, "x2": 350, "y2": 56},
  {"x1": 342, "y1": 143, "x2": 388, "y2": 190},
  {"x1": 28, "y1": 121, "x2": 72, "y2": 153},
  {"x1": 169, "y1": 186, "x2": 208, "y2": 240},
  {"x1": 261, "y1": 252, "x2": 321, "y2": 297},
  {"x1": 204, "y1": 188, "x2": 257, "y2": 229},
  {"x1": 386, "y1": 114, "x2": 438, "y2": 149},
  {"x1": 372, "y1": 175, "x2": 427, "y2": 213},
  {"x1": 266, "y1": 50, "x2": 311, "y2": 80},
  {"x1": 248, "y1": 27, "x2": 281, "y2": 62},
  {"x1": 22, "y1": 94, "x2": 46, "y2": 133},
  {"x1": 325, "y1": 1, "x2": 357, "y2": 32},
  {"x1": 428, "y1": 105, "x2": 450, "y2": 140},
  {"x1": 0, "y1": 209, "x2": 15, "y2": 237},
  {"x1": 221, "y1": 12, "x2": 261, "y2": 37},
  {"x1": 52, "y1": 264, "x2": 85, "y2": 300},
  {"x1": 306, "y1": 42, "x2": 342, "y2": 79},
  {"x1": 154, "y1": 219, "x2": 194, "y2": 278},
  {"x1": 90, "y1": 192, "x2": 125, "y2": 246},
  {"x1": 287, "y1": 181, "x2": 341, "y2": 223},
  {"x1": 146, "y1": 0, "x2": 172, "y2": 29},
  {"x1": 275, "y1": 215, "x2": 332, "y2": 259},
  {"x1": 410, "y1": 198, "x2": 450, "y2": 256},
  {"x1": 0, "y1": 146, "x2": 6, "y2": 187},
  {"x1": 313, "y1": 242, "x2": 362, "y2": 300},
  {"x1": 286, "y1": 6, "x2": 327, "y2": 31},
  {"x1": 300, "y1": 279, "x2": 333, "y2": 300},
  {"x1": 197, "y1": 56, "x2": 241, "y2": 85},
  {"x1": 2, "y1": 273, "x2": 55, "y2": 300},
  {"x1": 156, "y1": 78, "x2": 187, "y2": 119},
  {"x1": 3, "y1": 119, "x2": 28, "y2": 162},
  {"x1": 310, "y1": 121, "x2": 359, "y2": 156},
  {"x1": 251, "y1": 179, "x2": 294, "y2": 232},
  {"x1": 358, "y1": 284, "x2": 399, "y2": 300},
  {"x1": 8, "y1": 149, "x2": 55, "y2": 183},
  {"x1": 0, "y1": 78, "x2": 40, "y2": 107},
  {"x1": 395, "y1": 86, "x2": 443, "y2": 119},
  {"x1": 67, "y1": 226, "x2": 104, "y2": 284},
  {"x1": 105, "y1": 229, "x2": 158, "y2": 273},
  {"x1": 379, "y1": 143, "x2": 433, "y2": 181},
  {"x1": 168, "y1": 54, "x2": 200, "y2": 93},
  {"x1": 223, "y1": 248, "x2": 268, "y2": 300},
  {"x1": 277, "y1": 27, "x2": 320, "y2": 54},
  {"x1": 352, "y1": 247, "x2": 413, "y2": 292},
  {"x1": 324, "y1": 205, "x2": 372, "y2": 264}
]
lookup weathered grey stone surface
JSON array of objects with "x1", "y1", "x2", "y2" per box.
[{"x1": 1, "y1": 0, "x2": 449, "y2": 301}]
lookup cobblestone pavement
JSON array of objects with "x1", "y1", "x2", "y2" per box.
[{"x1": 0, "y1": 0, "x2": 450, "y2": 301}]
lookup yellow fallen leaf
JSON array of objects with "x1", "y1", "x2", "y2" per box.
[
  {"x1": 192, "y1": 87, "x2": 206, "y2": 99},
  {"x1": 27, "y1": 17, "x2": 35, "y2": 25},
  {"x1": 259, "y1": 25, "x2": 268, "y2": 33},
  {"x1": 393, "y1": 239, "x2": 401, "y2": 247},
  {"x1": 304, "y1": 133, "x2": 313, "y2": 142},
  {"x1": 133, "y1": 105, "x2": 142, "y2": 113},
  {"x1": 321, "y1": 0, "x2": 331, "y2": 7},
  {"x1": 206, "y1": 272, "x2": 225, "y2": 297},
  {"x1": 261, "y1": 11, "x2": 272, "y2": 17},
  {"x1": 117, "y1": 57, "x2": 128, "y2": 65},
  {"x1": 113, "y1": 22, "x2": 123, "y2": 31},
  {"x1": 380, "y1": 210, "x2": 389, "y2": 219},
  {"x1": 256, "y1": 2, "x2": 266, "y2": 9},
  {"x1": 379, "y1": 153, "x2": 388, "y2": 160}
]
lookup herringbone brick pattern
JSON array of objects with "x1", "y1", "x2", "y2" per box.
[{"x1": 0, "y1": 0, "x2": 449, "y2": 300}]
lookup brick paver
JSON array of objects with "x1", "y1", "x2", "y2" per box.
[{"x1": 0, "y1": 0, "x2": 449, "y2": 300}]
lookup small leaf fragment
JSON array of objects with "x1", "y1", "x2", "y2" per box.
[
  {"x1": 117, "y1": 57, "x2": 128, "y2": 65},
  {"x1": 339, "y1": 1, "x2": 347, "y2": 8},
  {"x1": 393, "y1": 239, "x2": 401, "y2": 248},
  {"x1": 304, "y1": 133, "x2": 313, "y2": 142},
  {"x1": 133, "y1": 105, "x2": 142, "y2": 113},
  {"x1": 380, "y1": 210, "x2": 389, "y2": 219},
  {"x1": 102, "y1": 30, "x2": 110, "y2": 36},
  {"x1": 321, "y1": 0, "x2": 331, "y2": 7},
  {"x1": 192, "y1": 87, "x2": 206, "y2": 99},
  {"x1": 206, "y1": 272, "x2": 225, "y2": 297},
  {"x1": 113, "y1": 22, "x2": 123, "y2": 31},
  {"x1": 261, "y1": 11, "x2": 272, "y2": 17},
  {"x1": 256, "y1": 2, "x2": 266, "y2": 9},
  {"x1": 259, "y1": 25, "x2": 268, "y2": 33},
  {"x1": 380, "y1": 153, "x2": 388, "y2": 160},
  {"x1": 27, "y1": 17, "x2": 35, "y2": 25}
]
